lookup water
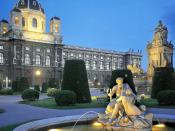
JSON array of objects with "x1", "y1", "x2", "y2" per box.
[{"x1": 49, "y1": 123, "x2": 175, "y2": 131}]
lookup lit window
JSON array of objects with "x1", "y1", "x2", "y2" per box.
[
  {"x1": 22, "y1": 17, "x2": 25, "y2": 27},
  {"x1": 55, "y1": 24, "x2": 58, "y2": 32},
  {"x1": 15, "y1": 17, "x2": 19, "y2": 25},
  {"x1": 0, "y1": 53, "x2": 4, "y2": 64},
  {"x1": 36, "y1": 48, "x2": 40, "y2": 52},
  {"x1": 86, "y1": 54, "x2": 89, "y2": 58},
  {"x1": 86, "y1": 60, "x2": 90, "y2": 69},
  {"x1": 71, "y1": 53, "x2": 74, "y2": 57},
  {"x1": 94, "y1": 55, "x2": 97, "y2": 59},
  {"x1": 100, "y1": 61, "x2": 104, "y2": 70},
  {"x1": 36, "y1": 55, "x2": 41, "y2": 65},
  {"x1": 93, "y1": 61, "x2": 97, "y2": 70},
  {"x1": 2, "y1": 26, "x2": 7, "y2": 34},
  {"x1": 25, "y1": 47, "x2": 30, "y2": 51},
  {"x1": 32, "y1": 18, "x2": 37, "y2": 28},
  {"x1": 0, "y1": 46, "x2": 3, "y2": 50},
  {"x1": 79, "y1": 53, "x2": 82, "y2": 57},
  {"x1": 46, "y1": 49, "x2": 50, "y2": 53},
  {"x1": 101, "y1": 56, "x2": 103, "y2": 60},
  {"x1": 46, "y1": 56, "x2": 50, "y2": 66},
  {"x1": 25, "y1": 54, "x2": 30, "y2": 65}
]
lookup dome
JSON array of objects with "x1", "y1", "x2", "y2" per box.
[
  {"x1": 50, "y1": 17, "x2": 61, "y2": 21},
  {"x1": 0, "y1": 19, "x2": 9, "y2": 23},
  {"x1": 16, "y1": 0, "x2": 45, "y2": 13}
]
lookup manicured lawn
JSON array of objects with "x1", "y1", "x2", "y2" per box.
[
  {"x1": 140, "y1": 98, "x2": 175, "y2": 108},
  {"x1": 0, "y1": 124, "x2": 19, "y2": 131},
  {"x1": 20, "y1": 97, "x2": 108, "y2": 109}
]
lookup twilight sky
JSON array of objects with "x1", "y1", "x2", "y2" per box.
[{"x1": 0, "y1": 0, "x2": 175, "y2": 71}]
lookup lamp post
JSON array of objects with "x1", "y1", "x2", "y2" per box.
[{"x1": 3, "y1": 77, "x2": 11, "y2": 88}]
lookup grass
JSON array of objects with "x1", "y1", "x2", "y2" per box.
[
  {"x1": 20, "y1": 97, "x2": 108, "y2": 109},
  {"x1": 140, "y1": 98, "x2": 175, "y2": 108},
  {"x1": 0, "y1": 124, "x2": 19, "y2": 131}
]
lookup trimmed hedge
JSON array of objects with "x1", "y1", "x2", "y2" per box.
[
  {"x1": 47, "y1": 88, "x2": 60, "y2": 97},
  {"x1": 42, "y1": 82, "x2": 48, "y2": 93},
  {"x1": 34, "y1": 85, "x2": 40, "y2": 92},
  {"x1": 55, "y1": 90, "x2": 76, "y2": 106},
  {"x1": 21, "y1": 89, "x2": 39, "y2": 101},
  {"x1": 157, "y1": 90, "x2": 175, "y2": 105},
  {"x1": 109, "y1": 69, "x2": 137, "y2": 96},
  {"x1": 62, "y1": 60, "x2": 91, "y2": 103},
  {"x1": 151, "y1": 67, "x2": 174, "y2": 98},
  {"x1": 0, "y1": 88, "x2": 13, "y2": 95}
]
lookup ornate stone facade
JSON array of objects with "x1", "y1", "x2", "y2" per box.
[
  {"x1": 0, "y1": 0, "x2": 142, "y2": 88},
  {"x1": 62, "y1": 45, "x2": 142, "y2": 87},
  {"x1": 147, "y1": 21, "x2": 174, "y2": 79}
]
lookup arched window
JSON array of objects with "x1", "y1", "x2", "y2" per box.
[
  {"x1": 55, "y1": 24, "x2": 58, "y2": 32},
  {"x1": 22, "y1": 17, "x2": 25, "y2": 27},
  {"x1": 3, "y1": 26, "x2": 7, "y2": 34},
  {"x1": 15, "y1": 17, "x2": 19, "y2": 25},
  {"x1": 36, "y1": 55, "x2": 41, "y2": 65},
  {"x1": 0, "y1": 53, "x2": 4, "y2": 64},
  {"x1": 32, "y1": 18, "x2": 37, "y2": 28},
  {"x1": 46, "y1": 56, "x2": 50, "y2": 66},
  {"x1": 25, "y1": 54, "x2": 30, "y2": 65}
]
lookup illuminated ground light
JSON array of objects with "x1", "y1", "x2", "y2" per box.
[
  {"x1": 48, "y1": 129, "x2": 61, "y2": 131},
  {"x1": 92, "y1": 122, "x2": 103, "y2": 127},
  {"x1": 152, "y1": 123, "x2": 166, "y2": 131}
]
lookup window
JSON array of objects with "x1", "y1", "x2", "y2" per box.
[
  {"x1": 86, "y1": 60, "x2": 90, "y2": 69},
  {"x1": 0, "y1": 53, "x2": 3, "y2": 64},
  {"x1": 93, "y1": 61, "x2": 97, "y2": 70},
  {"x1": 100, "y1": 61, "x2": 104, "y2": 70},
  {"x1": 22, "y1": 17, "x2": 25, "y2": 27},
  {"x1": 32, "y1": 18, "x2": 37, "y2": 28},
  {"x1": 25, "y1": 47, "x2": 30, "y2": 51},
  {"x1": 94, "y1": 55, "x2": 97, "y2": 59},
  {"x1": 3, "y1": 26, "x2": 7, "y2": 34},
  {"x1": 79, "y1": 53, "x2": 82, "y2": 58},
  {"x1": 86, "y1": 54, "x2": 89, "y2": 58},
  {"x1": 71, "y1": 53, "x2": 74, "y2": 57},
  {"x1": 46, "y1": 49, "x2": 50, "y2": 53},
  {"x1": 36, "y1": 55, "x2": 41, "y2": 65},
  {"x1": 25, "y1": 54, "x2": 30, "y2": 65},
  {"x1": 0, "y1": 46, "x2": 3, "y2": 50},
  {"x1": 46, "y1": 56, "x2": 50, "y2": 66},
  {"x1": 36, "y1": 48, "x2": 40, "y2": 52},
  {"x1": 15, "y1": 17, "x2": 19, "y2": 25},
  {"x1": 55, "y1": 24, "x2": 58, "y2": 32}
]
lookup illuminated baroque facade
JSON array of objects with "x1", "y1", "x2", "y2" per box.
[
  {"x1": 147, "y1": 21, "x2": 174, "y2": 79},
  {"x1": 0, "y1": 0, "x2": 142, "y2": 88}
]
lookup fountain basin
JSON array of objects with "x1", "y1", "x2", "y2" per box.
[{"x1": 13, "y1": 114, "x2": 98, "y2": 131}]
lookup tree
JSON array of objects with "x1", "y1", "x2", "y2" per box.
[
  {"x1": 18, "y1": 77, "x2": 29, "y2": 92},
  {"x1": 109, "y1": 69, "x2": 137, "y2": 96},
  {"x1": 151, "y1": 67, "x2": 174, "y2": 98},
  {"x1": 48, "y1": 78, "x2": 59, "y2": 88},
  {"x1": 62, "y1": 60, "x2": 91, "y2": 103}
]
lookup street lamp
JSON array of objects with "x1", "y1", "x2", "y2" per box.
[{"x1": 35, "y1": 70, "x2": 41, "y2": 76}]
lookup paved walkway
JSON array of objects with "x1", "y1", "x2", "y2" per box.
[
  {"x1": 0, "y1": 94, "x2": 175, "y2": 127},
  {"x1": 0, "y1": 95, "x2": 105, "y2": 127}
]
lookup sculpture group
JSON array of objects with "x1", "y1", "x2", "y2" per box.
[{"x1": 98, "y1": 77, "x2": 153, "y2": 130}]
